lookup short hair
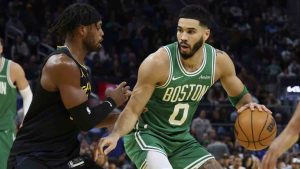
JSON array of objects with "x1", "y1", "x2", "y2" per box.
[
  {"x1": 179, "y1": 5, "x2": 212, "y2": 28},
  {"x1": 49, "y1": 3, "x2": 101, "y2": 36}
]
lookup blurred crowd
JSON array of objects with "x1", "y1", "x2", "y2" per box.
[{"x1": 1, "y1": 0, "x2": 300, "y2": 168}]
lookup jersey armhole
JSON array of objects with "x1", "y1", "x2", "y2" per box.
[
  {"x1": 7, "y1": 61, "x2": 16, "y2": 88},
  {"x1": 211, "y1": 47, "x2": 216, "y2": 86},
  {"x1": 156, "y1": 47, "x2": 173, "y2": 89}
]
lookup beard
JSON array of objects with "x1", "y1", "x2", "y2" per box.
[
  {"x1": 178, "y1": 37, "x2": 204, "y2": 60},
  {"x1": 83, "y1": 37, "x2": 102, "y2": 52}
]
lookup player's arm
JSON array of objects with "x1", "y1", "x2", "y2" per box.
[
  {"x1": 43, "y1": 55, "x2": 129, "y2": 131},
  {"x1": 99, "y1": 48, "x2": 168, "y2": 154},
  {"x1": 262, "y1": 103, "x2": 300, "y2": 169},
  {"x1": 10, "y1": 61, "x2": 33, "y2": 117},
  {"x1": 95, "y1": 112, "x2": 119, "y2": 128},
  {"x1": 216, "y1": 50, "x2": 270, "y2": 113}
]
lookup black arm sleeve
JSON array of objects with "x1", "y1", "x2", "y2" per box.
[{"x1": 68, "y1": 98, "x2": 116, "y2": 131}]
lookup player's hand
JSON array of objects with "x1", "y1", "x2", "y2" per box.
[
  {"x1": 261, "y1": 142, "x2": 280, "y2": 169},
  {"x1": 237, "y1": 103, "x2": 272, "y2": 114},
  {"x1": 93, "y1": 146, "x2": 107, "y2": 167},
  {"x1": 105, "y1": 82, "x2": 131, "y2": 107},
  {"x1": 98, "y1": 133, "x2": 120, "y2": 155}
]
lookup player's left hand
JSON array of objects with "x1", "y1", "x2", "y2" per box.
[{"x1": 237, "y1": 103, "x2": 272, "y2": 114}]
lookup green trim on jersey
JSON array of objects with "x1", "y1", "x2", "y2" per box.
[{"x1": 0, "y1": 57, "x2": 17, "y2": 130}]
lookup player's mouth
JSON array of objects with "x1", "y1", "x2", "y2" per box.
[
  {"x1": 98, "y1": 39, "x2": 103, "y2": 47},
  {"x1": 180, "y1": 44, "x2": 190, "y2": 52}
]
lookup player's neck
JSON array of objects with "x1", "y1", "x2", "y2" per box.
[
  {"x1": 64, "y1": 39, "x2": 87, "y2": 65},
  {"x1": 180, "y1": 46, "x2": 204, "y2": 71}
]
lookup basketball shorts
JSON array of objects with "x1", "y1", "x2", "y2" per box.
[
  {"x1": 124, "y1": 129, "x2": 214, "y2": 169},
  {"x1": 0, "y1": 129, "x2": 15, "y2": 169}
]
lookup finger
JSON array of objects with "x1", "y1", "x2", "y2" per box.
[
  {"x1": 124, "y1": 86, "x2": 130, "y2": 91},
  {"x1": 104, "y1": 145, "x2": 114, "y2": 155},
  {"x1": 262, "y1": 105, "x2": 272, "y2": 114},
  {"x1": 125, "y1": 90, "x2": 132, "y2": 97},
  {"x1": 98, "y1": 139, "x2": 106, "y2": 154},
  {"x1": 262, "y1": 154, "x2": 268, "y2": 169},
  {"x1": 256, "y1": 104, "x2": 263, "y2": 111},
  {"x1": 117, "y1": 82, "x2": 127, "y2": 88},
  {"x1": 237, "y1": 105, "x2": 247, "y2": 113},
  {"x1": 94, "y1": 148, "x2": 99, "y2": 161},
  {"x1": 249, "y1": 103, "x2": 255, "y2": 111},
  {"x1": 263, "y1": 153, "x2": 276, "y2": 169}
]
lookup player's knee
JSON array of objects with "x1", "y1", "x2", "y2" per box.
[{"x1": 146, "y1": 151, "x2": 173, "y2": 169}]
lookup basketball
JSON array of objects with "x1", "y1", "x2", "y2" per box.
[{"x1": 234, "y1": 108, "x2": 277, "y2": 151}]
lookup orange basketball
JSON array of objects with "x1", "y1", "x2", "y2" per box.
[{"x1": 234, "y1": 108, "x2": 277, "y2": 151}]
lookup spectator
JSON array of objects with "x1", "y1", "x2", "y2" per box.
[{"x1": 191, "y1": 110, "x2": 213, "y2": 142}]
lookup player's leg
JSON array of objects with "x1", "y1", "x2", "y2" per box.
[
  {"x1": 15, "y1": 157, "x2": 49, "y2": 169},
  {"x1": 124, "y1": 131, "x2": 167, "y2": 169},
  {"x1": 169, "y1": 139, "x2": 217, "y2": 169},
  {"x1": 0, "y1": 130, "x2": 15, "y2": 169},
  {"x1": 146, "y1": 151, "x2": 173, "y2": 169}
]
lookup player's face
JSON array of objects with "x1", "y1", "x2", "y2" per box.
[
  {"x1": 83, "y1": 21, "x2": 104, "y2": 52},
  {"x1": 177, "y1": 18, "x2": 210, "y2": 59}
]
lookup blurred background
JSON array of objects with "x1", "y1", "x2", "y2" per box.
[{"x1": 1, "y1": 0, "x2": 300, "y2": 168}]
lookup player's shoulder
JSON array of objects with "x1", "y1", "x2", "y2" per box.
[
  {"x1": 215, "y1": 49, "x2": 231, "y2": 61},
  {"x1": 9, "y1": 59, "x2": 25, "y2": 73},
  {"x1": 215, "y1": 49, "x2": 234, "y2": 66},
  {"x1": 45, "y1": 53, "x2": 77, "y2": 72},
  {"x1": 142, "y1": 47, "x2": 169, "y2": 68}
]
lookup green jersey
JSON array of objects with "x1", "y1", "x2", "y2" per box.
[
  {"x1": 0, "y1": 57, "x2": 17, "y2": 130},
  {"x1": 137, "y1": 42, "x2": 216, "y2": 141}
]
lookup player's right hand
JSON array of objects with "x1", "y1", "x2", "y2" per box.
[
  {"x1": 98, "y1": 133, "x2": 120, "y2": 155},
  {"x1": 105, "y1": 82, "x2": 131, "y2": 107},
  {"x1": 261, "y1": 141, "x2": 280, "y2": 169}
]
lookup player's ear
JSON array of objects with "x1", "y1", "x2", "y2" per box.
[
  {"x1": 77, "y1": 25, "x2": 88, "y2": 37},
  {"x1": 204, "y1": 28, "x2": 210, "y2": 41}
]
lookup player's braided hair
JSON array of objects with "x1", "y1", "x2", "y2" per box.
[
  {"x1": 179, "y1": 5, "x2": 212, "y2": 28},
  {"x1": 49, "y1": 3, "x2": 101, "y2": 36}
]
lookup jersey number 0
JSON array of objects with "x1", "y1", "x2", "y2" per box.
[{"x1": 168, "y1": 103, "x2": 189, "y2": 125}]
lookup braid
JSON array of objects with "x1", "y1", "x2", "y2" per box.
[{"x1": 49, "y1": 3, "x2": 101, "y2": 36}]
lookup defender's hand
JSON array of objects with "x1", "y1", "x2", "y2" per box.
[{"x1": 105, "y1": 82, "x2": 131, "y2": 107}]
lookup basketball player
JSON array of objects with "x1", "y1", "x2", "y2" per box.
[
  {"x1": 262, "y1": 102, "x2": 300, "y2": 169},
  {"x1": 98, "y1": 5, "x2": 271, "y2": 169},
  {"x1": 0, "y1": 37, "x2": 33, "y2": 169},
  {"x1": 8, "y1": 3, "x2": 130, "y2": 169}
]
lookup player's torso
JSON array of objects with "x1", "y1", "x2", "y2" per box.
[
  {"x1": 139, "y1": 42, "x2": 216, "y2": 139},
  {"x1": 0, "y1": 57, "x2": 17, "y2": 130},
  {"x1": 10, "y1": 47, "x2": 92, "y2": 165}
]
